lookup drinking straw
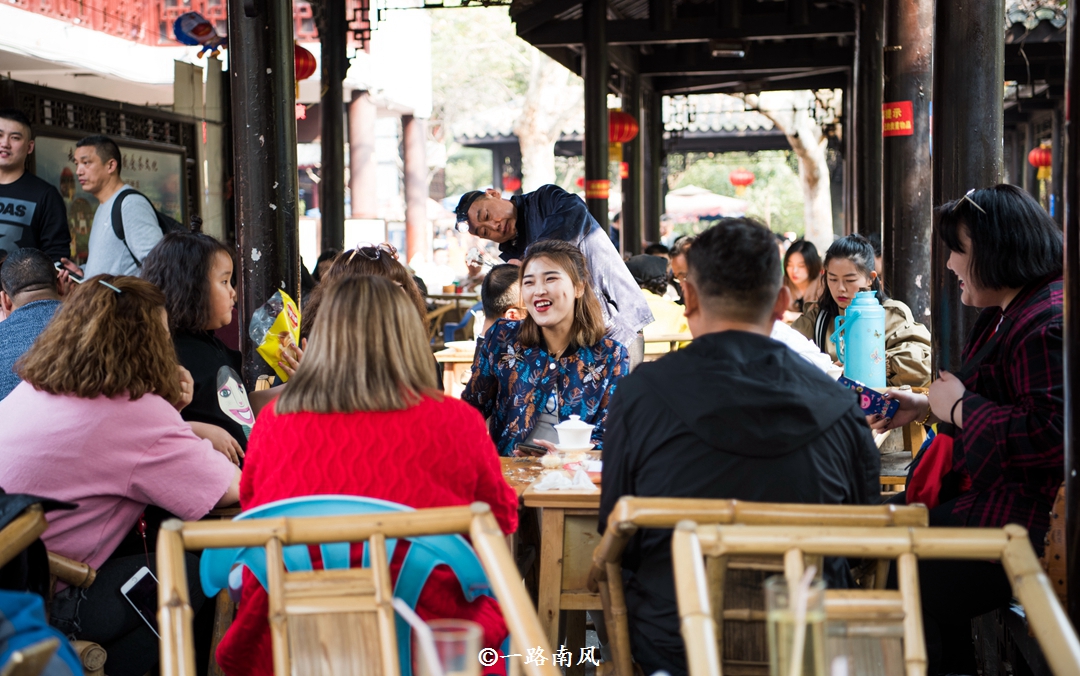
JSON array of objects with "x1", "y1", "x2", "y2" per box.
[
  {"x1": 393, "y1": 597, "x2": 444, "y2": 676},
  {"x1": 788, "y1": 565, "x2": 817, "y2": 676}
]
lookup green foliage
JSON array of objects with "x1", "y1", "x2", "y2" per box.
[
  {"x1": 445, "y1": 147, "x2": 493, "y2": 195},
  {"x1": 667, "y1": 150, "x2": 805, "y2": 236},
  {"x1": 429, "y1": 8, "x2": 531, "y2": 140}
]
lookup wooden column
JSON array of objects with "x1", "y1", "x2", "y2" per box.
[
  {"x1": 1052, "y1": 108, "x2": 1064, "y2": 222},
  {"x1": 1023, "y1": 121, "x2": 1038, "y2": 196},
  {"x1": 1062, "y1": 0, "x2": 1080, "y2": 628},
  {"x1": 644, "y1": 90, "x2": 664, "y2": 243},
  {"x1": 402, "y1": 114, "x2": 428, "y2": 263},
  {"x1": 930, "y1": 0, "x2": 1003, "y2": 372},
  {"x1": 882, "y1": 0, "x2": 932, "y2": 322},
  {"x1": 623, "y1": 71, "x2": 644, "y2": 255},
  {"x1": 227, "y1": 0, "x2": 300, "y2": 383},
  {"x1": 319, "y1": 0, "x2": 347, "y2": 252},
  {"x1": 584, "y1": 0, "x2": 610, "y2": 232},
  {"x1": 853, "y1": 0, "x2": 884, "y2": 239},
  {"x1": 348, "y1": 91, "x2": 378, "y2": 219}
]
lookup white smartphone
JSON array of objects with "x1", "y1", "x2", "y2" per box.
[{"x1": 120, "y1": 566, "x2": 160, "y2": 638}]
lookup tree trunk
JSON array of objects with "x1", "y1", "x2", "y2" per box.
[
  {"x1": 514, "y1": 51, "x2": 583, "y2": 192},
  {"x1": 751, "y1": 91, "x2": 834, "y2": 253}
]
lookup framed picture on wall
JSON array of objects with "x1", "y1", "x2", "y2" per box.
[{"x1": 31, "y1": 135, "x2": 187, "y2": 264}]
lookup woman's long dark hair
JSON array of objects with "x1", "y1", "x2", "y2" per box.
[
  {"x1": 814, "y1": 235, "x2": 889, "y2": 349},
  {"x1": 141, "y1": 231, "x2": 233, "y2": 333},
  {"x1": 783, "y1": 239, "x2": 822, "y2": 290}
]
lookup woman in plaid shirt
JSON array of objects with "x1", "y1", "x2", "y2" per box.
[{"x1": 879, "y1": 185, "x2": 1063, "y2": 673}]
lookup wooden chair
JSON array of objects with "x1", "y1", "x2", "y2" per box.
[
  {"x1": 672, "y1": 522, "x2": 1080, "y2": 676},
  {"x1": 586, "y1": 497, "x2": 928, "y2": 676},
  {"x1": 0, "y1": 504, "x2": 106, "y2": 676},
  {"x1": 0, "y1": 638, "x2": 59, "y2": 676},
  {"x1": 157, "y1": 502, "x2": 560, "y2": 676}
]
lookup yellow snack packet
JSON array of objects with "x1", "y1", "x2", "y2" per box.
[{"x1": 248, "y1": 290, "x2": 301, "y2": 382}]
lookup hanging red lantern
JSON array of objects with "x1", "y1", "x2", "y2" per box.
[
  {"x1": 294, "y1": 42, "x2": 317, "y2": 82},
  {"x1": 608, "y1": 110, "x2": 639, "y2": 143},
  {"x1": 619, "y1": 162, "x2": 629, "y2": 179},
  {"x1": 575, "y1": 176, "x2": 585, "y2": 188},
  {"x1": 503, "y1": 176, "x2": 522, "y2": 193},
  {"x1": 1028, "y1": 144, "x2": 1053, "y2": 181},
  {"x1": 729, "y1": 167, "x2": 755, "y2": 195}
]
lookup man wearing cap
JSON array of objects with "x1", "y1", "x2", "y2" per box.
[{"x1": 456, "y1": 184, "x2": 652, "y2": 366}]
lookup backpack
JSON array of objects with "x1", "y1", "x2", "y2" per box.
[{"x1": 110, "y1": 188, "x2": 186, "y2": 267}]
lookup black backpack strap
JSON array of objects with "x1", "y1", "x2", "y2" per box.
[{"x1": 109, "y1": 188, "x2": 144, "y2": 268}]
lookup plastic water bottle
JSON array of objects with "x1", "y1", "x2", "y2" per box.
[{"x1": 831, "y1": 290, "x2": 886, "y2": 388}]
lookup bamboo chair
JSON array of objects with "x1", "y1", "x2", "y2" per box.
[
  {"x1": 672, "y1": 522, "x2": 1080, "y2": 676},
  {"x1": 157, "y1": 502, "x2": 560, "y2": 676},
  {"x1": 586, "y1": 497, "x2": 928, "y2": 676},
  {"x1": 0, "y1": 638, "x2": 59, "y2": 676}
]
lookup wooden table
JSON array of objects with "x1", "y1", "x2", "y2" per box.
[
  {"x1": 522, "y1": 482, "x2": 602, "y2": 675},
  {"x1": 434, "y1": 346, "x2": 476, "y2": 397}
]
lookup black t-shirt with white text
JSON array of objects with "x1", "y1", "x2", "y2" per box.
[{"x1": 0, "y1": 172, "x2": 70, "y2": 262}]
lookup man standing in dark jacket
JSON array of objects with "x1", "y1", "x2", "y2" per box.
[
  {"x1": 456, "y1": 185, "x2": 653, "y2": 364},
  {"x1": 599, "y1": 218, "x2": 880, "y2": 676}
]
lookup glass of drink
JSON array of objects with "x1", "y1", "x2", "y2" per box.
[
  {"x1": 765, "y1": 575, "x2": 827, "y2": 676},
  {"x1": 414, "y1": 618, "x2": 482, "y2": 676}
]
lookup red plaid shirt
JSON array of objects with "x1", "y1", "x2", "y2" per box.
[{"x1": 952, "y1": 275, "x2": 1063, "y2": 546}]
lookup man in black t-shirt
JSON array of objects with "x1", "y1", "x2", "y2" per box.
[{"x1": 0, "y1": 109, "x2": 69, "y2": 263}]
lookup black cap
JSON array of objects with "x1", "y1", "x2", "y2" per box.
[
  {"x1": 626, "y1": 254, "x2": 669, "y2": 285},
  {"x1": 455, "y1": 191, "x2": 485, "y2": 226}
]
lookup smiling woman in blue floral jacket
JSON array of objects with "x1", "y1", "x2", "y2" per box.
[{"x1": 463, "y1": 240, "x2": 629, "y2": 456}]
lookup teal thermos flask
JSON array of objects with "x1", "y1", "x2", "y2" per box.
[{"x1": 831, "y1": 291, "x2": 887, "y2": 387}]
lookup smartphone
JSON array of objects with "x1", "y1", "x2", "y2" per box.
[
  {"x1": 515, "y1": 442, "x2": 547, "y2": 457},
  {"x1": 120, "y1": 566, "x2": 160, "y2": 638},
  {"x1": 837, "y1": 375, "x2": 900, "y2": 419},
  {"x1": 53, "y1": 261, "x2": 84, "y2": 284}
]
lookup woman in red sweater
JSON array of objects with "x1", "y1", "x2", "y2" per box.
[{"x1": 215, "y1": 275, "x2": 519, "y2": 676}]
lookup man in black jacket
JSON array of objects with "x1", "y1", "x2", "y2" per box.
[{"x1": 599, "y1": 218, "x2": 880, "y2": 676}]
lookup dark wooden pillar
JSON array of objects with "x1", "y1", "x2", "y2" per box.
[
  {"x1": 1062, "y1": 0, "x2": 1080, "y2": 628},
  {"x1": 319, "y1": 0, "x2": 347, "y2": 252},
  {"x1": 882, "y1": 0, "x2": 932, "y2": 322},
  {"x1": 1053, "y1": 107, "x2": 1064, "y2": 222},
  {"x1": 584, "y1": 0, "x2": 610, "y2": 232},
  {"x1": 623, "y1": 71, "x2": 644, "y2": 255},
  {"x1": 644, "y1": 90, "x2": 663, "y2": 243},
  {"x1": 1023, "y1": 121, "x2": 1038, "y2": 196},
  {"x1": 853, "y1": 0, "x2": 884, "y2": 239},
  {"x1": 349, "y1": 91, "x2": 378, "y2": 219},
  {"x1": 227, "y1": 0, "x2": 300, "y2": 383},
  {"x1": 402, "y1": 114, "x2": 427, "y2": 263},
  {"x1": 931, "y1": 0, "x2": 1002, "y2": 373}
]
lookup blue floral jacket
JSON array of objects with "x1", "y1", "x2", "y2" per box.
[{"x1": 462, "y1": 319, "x2": 630, "y2": 456}]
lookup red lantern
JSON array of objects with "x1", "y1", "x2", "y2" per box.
[
  {"x1": 575, "y1": 176, "x2": 585, "y2": 188},
  {"x1": 608, "y1": 111, "x2": 639, "y2": 143},
  {"x1": 620, "y1": 162, "x2": 629, "y2": 179},
  {"x1": 1029, "y1": 144, "x2": 1052, "y2": 181},
  {"x1": 294, "y1": 43, "x2": 317, "y2": 82},
  {"x1": 1028, "y1": 145, "x2": 1052, "y2": 168},
  {"x1": 729, "y1": 167, "x2": 755, "y2": 195},
  {"x1": 503, "y1": 176, "x2": 522, "y2": 193}
]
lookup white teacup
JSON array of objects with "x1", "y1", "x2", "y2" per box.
[{"x1": 554, "y1": 415, "x2": 594, "y2": 450}]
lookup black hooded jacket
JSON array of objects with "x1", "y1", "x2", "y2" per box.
[{"x1": 598, "y1": 329, "x2": 880, "y2": 672}]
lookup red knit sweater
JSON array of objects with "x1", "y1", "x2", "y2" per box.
[{"x1": 215, "y1": 395, "x2": 519, "y2": 676}]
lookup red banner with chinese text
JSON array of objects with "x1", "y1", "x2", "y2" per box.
[{"x1": 883, "y1": 101, "x2": 914, "y2": 137}]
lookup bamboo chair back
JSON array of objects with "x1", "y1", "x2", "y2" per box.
[
  {"x1": 587, "y1": 498, "x2": 928, "y2": 676},
  {"x1": 157, "y1": 502, "x2": 561, "y2": 676},
  {"x1": 671, "y1": 523, "x2": 1080, "y2": 676},
  {"x1": 0, "y1": 505, "x2": 47, "y2": 571}
]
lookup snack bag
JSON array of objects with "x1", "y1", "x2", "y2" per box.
[{"x1": 248, "y1": 290, "x2": 301, "y2": 382}]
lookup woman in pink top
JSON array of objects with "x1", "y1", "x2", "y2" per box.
[
  {"x1": 0, "y1": 275, "x2": 240, "y2": 676},
  {"x1": 215, "y1": 276, "x2": 518, "y2": 676}
]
